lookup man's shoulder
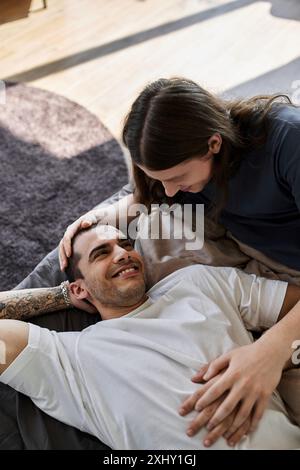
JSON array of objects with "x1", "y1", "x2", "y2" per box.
[{"x1": 148, "y1": 265, "x2": 235, "y2": 298}]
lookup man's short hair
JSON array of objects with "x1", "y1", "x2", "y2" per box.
[
  {"x1": 65, "y1": 250, "x2": 84, "y2": 283},
  {"x1": 65, "y1": 225, "x2": 97, "y2": 282}
]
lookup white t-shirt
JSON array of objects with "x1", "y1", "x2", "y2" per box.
[{"x1": 1, "y1": 265, "x2": 300, "y2": 450}]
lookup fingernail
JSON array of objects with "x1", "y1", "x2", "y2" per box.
[
  {"x1": 195, "y1": 405, "x2": 202, "y2": 412},
  {"x1": 186, "y1": 429, "x2": 194, "y2": 437},
  {"x1": 178, "y1": 408, "x2": 185, "y2": 415},
  {"x1": 203, "y1": 374, "x2": 208, "y2": 380},
  {"x1": 224, "y1": 432, "x2": 230, "y2": 439},
  {"x1": 229, "y1": 441, "x2": 235, "y2": 447},
  {"x1": 206, "y1": 422, "x2": 214, "y2": 431},
  {"x1": 204, "y1": 439, "x2": 211, "y2": 447}
]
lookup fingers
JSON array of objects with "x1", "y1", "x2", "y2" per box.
[
  {"x1": 179, "y1": 388, "x2": 206, "y2": 416},
  {"x1": 191, "y1": 364, "x2": 209, "y2": 383},
  {"x1": 179, "y1": 376, "x2": 219, "y2": 416},
  {"x1": 249, "y1": 396, "x2": 269, "y2": 432},
  {"x1": 63, "y1": 222, "x2": 82, "y2": 258},
  {"x1": 59, "y1": 240, "x2": 68, "y2": 271},
  {"x1": 220, "y1": 397, "x2": 256, "y2": 437},
  {"x1": 203, "y1": 353, "x2": 230, "y2": 381},
  {"x1": 59, "y1": 224, "x2": 78, "y2": 270},
  {"x1": 224, "y1": 416, "x2": 251, "y2": 447},
  {"x1": 81, "y1": 212, "x2": 98, "y2": 226},
  {"x1": 199, "y1": 382, "x2": 270, "y2": 433},
  {"x1": 191, "y1": 376, "x2": 232, "y2": 413},
  {"x1": 203, "y1": 412, "x2": 235, "y2": 448},
  {"x1": 203, "y1": 412, "x2": 252, "y2": 448},
  {"x1": 185, "y1": 400, "x2": 220, "y2": 437},
  {"x1": 204, "y1": 386, "x2": 241, "y2": 429},
  {"x1": 59, "y1": 213, "x2": 98, "y2": 270}
]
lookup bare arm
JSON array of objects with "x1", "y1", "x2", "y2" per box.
[
  {"x1": 0, "y1": 320, "x2": 29, "y2": 374},
  {"x1": 262, "y1": 283, "x2": 300, "y2": 370},
  {"x1": 278, "y1": 284, "x2": 300, "y2": 321},
  {"x1": 0, "y1": 286, "x2": 70, "y2": 321},
  {"x1": 0, "y1": 285, "x2": 79, "y2": 375}
]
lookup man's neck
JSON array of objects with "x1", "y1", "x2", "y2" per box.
[{"x1": 96, "y1": 295, "x2": 149, "y2": 320}]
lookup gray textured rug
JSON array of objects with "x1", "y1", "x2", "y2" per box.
[{"x1": 0, "y1": 82, "x2": 128, "y2": 290}]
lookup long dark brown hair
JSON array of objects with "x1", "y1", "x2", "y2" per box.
[{"x1": 122, "y1": 77, "x2": 293, "y2": 219}]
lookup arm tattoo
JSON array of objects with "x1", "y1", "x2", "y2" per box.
[{"x1": 0, "y1": 286, "x2": 70, "y2": 320}]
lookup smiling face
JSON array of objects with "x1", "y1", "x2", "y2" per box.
[
  {"x1": 140, "y1": 154, "x2": 214, "y2": 197},
  {"x1": 71, "y1": 225, "x2": 146, "y2": 315}
]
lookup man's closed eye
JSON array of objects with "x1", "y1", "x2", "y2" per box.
[{"x1": 93, "y1": 250, "x2": 109, "y2": 260}]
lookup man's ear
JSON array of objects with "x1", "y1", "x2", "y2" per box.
[
  {"x1": 69, "y1": 280, "x2": 89, "y2": 300},
  {"x1": 208, "y1": 133, "x2": 222, "y2": 154}
]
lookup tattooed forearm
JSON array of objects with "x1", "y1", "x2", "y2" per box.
[{"x1": 0, "y1": 286, "x2": 71, "y2": 320}]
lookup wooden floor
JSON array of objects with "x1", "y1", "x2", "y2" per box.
[{"x1": 1, "y1": 0, "x2": 300, "y2": 142}]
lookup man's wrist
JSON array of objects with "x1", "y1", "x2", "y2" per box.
[
  {"x1": 60, "y1": 281, "x2": 72, "y2": 307},
  {"x1": 257, "y1": 330, "x2": 291, "y2": 371}
]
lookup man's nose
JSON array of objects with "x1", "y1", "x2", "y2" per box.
[
  {"x1": 163, "y1": 181, "x2": 178, "y2": 197},
  {"x1": 112, "y1": 245, "x2": 130, "y2": 263}
]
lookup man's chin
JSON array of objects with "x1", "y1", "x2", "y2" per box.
[
  {"x1": 117, "y1": 279, "x2": 145, "y2": 292},
  {"x1": 190, "y1": 184, "x2": 205, "y2": 193}
]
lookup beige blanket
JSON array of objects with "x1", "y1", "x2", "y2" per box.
[{"x1": 135, "y1": 209, "x2": 300, "y2": 426}]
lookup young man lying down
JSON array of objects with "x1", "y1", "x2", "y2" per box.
[{"x1": 0, "y1": 224, "x2": 300, "y2": 450}]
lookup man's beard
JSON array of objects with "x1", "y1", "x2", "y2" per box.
[{"x1": 87, "y1": 277, "x2": 146, "y2": 308}]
